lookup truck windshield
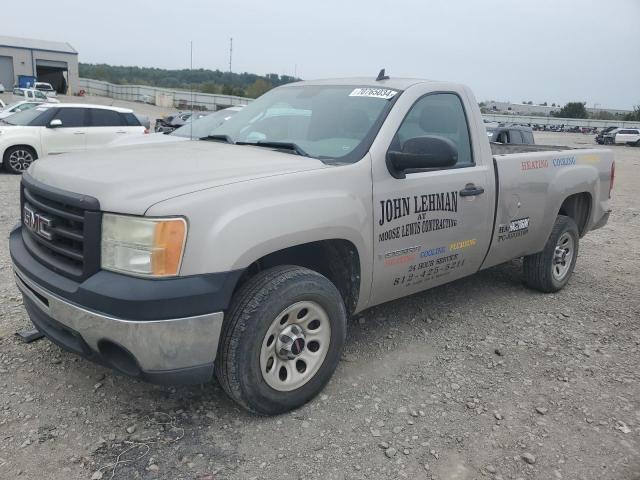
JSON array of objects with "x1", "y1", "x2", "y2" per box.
[
  {"x1": 208, "y1": 85, "x2": 400, "y2": 161},
  {"x1": 172, "y1": 109, "x2": 240, "y2": 138}
]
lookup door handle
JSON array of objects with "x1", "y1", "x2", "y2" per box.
[
  {"x1": 73, "y1": 131, "x2": 85, "y2": 135},
  {"x1": 115, "y1": 130, "x2": 126, "y2": 134},
  {"x1": 459, "y1": 183, "x2": 485, "y2": 197}
]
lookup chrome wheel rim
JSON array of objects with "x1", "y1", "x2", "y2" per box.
[
  {"x1": 8, "y1": 149, "x2": 34, "y2": 172},
  {"x1": 260, "y1": 301, "x2": 331, "y2": 392},
  {"x1": 552, "y1": 232, "x2": 574, "y2": 281}
]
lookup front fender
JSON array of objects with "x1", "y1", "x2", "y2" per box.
[
  {"x1": 0, "y1": 134, "x2": 42, "y2": 161},
  {"x1": 147, "y1": 157, "x2": 375, "y2": 310}
]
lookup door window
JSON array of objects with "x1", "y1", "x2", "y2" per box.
[
  {"x1": 509, "y1": 130, "x2": 523, "y2": 144},
  {"x1": 90, "y1": 108, "x2": 126, "y2": 127},
  {"x1": 50, "y1": 108, "x2": 87, "y2": 128},
  {"x1": 393, "y1": 93, "x2": 473, "y2": 167}
]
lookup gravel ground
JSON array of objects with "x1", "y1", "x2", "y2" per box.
[{"x1": 0, "y1": 132, "x2": 638, "y2": 480}]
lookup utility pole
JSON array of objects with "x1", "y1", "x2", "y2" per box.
[
  {"x1": 190, "y1": 40, "x2": 194, "y2": 140},
  {"x1": 229, "y1": 37, "x2": 233, "y2": 73}
]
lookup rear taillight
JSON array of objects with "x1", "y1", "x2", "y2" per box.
[
  {"x1": 609, "y1": 161, "x2": 615, "y2": 198},
  {"x1": 144, "y1": 128, "x2": 149, "y2": 134}
]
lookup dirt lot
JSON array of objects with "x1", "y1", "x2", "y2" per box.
[{"x1": 0, "y1": 132, "x2": 638, "y2": 480}]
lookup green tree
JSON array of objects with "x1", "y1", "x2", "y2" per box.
[
  {"x1": 554, "y1": 102, "x2": 588, "y2": 119},
  {"x1": 245, "y1": 79, "x2": 272, "y2": 98},
  {"x1": 201, "y1": 82, "x2": 221, "y2": 94},
  {"x1": 623, "y1": 105, "x2": 640, "y2": 122},
  {"x1": 591, "y1": 110, "x2": 616, "y2": 120}
]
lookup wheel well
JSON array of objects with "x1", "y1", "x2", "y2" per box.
[
  {"x1": 558, "y1": 192, "x2": 591, "y2": 236},
  {"x1": 235, "y1": 240, "x2": 361, "y2": 315},
  {"x1": 3, "y1": 144, "x2": 38, "y2": 160}
]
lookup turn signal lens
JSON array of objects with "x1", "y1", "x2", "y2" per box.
[{"x1": 151, "y1": 219, "x2": 186, "y2": 276}]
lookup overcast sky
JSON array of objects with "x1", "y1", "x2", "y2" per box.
[{"x1": 5, "y1": 0, "x2": 639, "y2": 109}]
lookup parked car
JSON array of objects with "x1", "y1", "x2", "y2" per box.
[
  {"x1": 603, "y1": 128, "x2": 640, "y2": 146},
  {"x1": 0, "y1": 83, "x2": 5, "y2": 94},
  {"x1": 33, "y1": 82, "x2": 57, "y2": 98},
  {"x1": 10, "y1": 76, "x2": 614, "y2": 414},
  {"x1": 12, "y1": 88, "x2": 60, "y2": 103},
  {"x1": 0, "y1": 101, "x2": 42, "y2": 120},
  {"x1": 0, "y1": 103, "x2": 146, "y2": 173},
  {"x1": 154, "y1": 111, "x2": 209, "y2": 133},
  {"x1": 595, "y1": 126, "x2": 619, "y2": 144},
  {"x1": 110, "y1": 106, "x2": 243, "y2": 147},
  {"x1": 487, "y1": 125, "x2": 535, "y2": 144}
]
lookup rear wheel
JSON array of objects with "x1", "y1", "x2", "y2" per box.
[
  {"x1": 3, "y1": 146, "x2": 37, "y2": 174},
  {"x1": 523, "y1": 215, "x2": 579, "y2": 293},
  {"x1": 215, "y1": 265, "x2": 347, "y2": 415}
]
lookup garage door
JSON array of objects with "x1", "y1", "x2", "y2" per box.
[
  {"x1": 0, "y1": 56, "x2": 14, "y2": 89},
  {"x1": 36, "y1": 59, "x2": 68, "y2": 69}
]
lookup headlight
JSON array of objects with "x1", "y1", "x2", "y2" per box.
[{"x1": 101, "y1": 214, "x2": 187, "y2": 277}]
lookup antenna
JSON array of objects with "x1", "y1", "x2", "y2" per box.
[
  {"x1": 376, "y1": 68, "x2": 389, "y2": 81},
  {"x1": 229, "y1": 37, "x2": 233, "y2": 73}
]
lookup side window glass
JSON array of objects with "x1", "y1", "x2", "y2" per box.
[
  {"x1": 509, "y1": 130, "x2": 523, "y2": 144},
  {"x1": 393, "y1": 93, "x2": 473, "y2": 167},
  {"x1": 51, "y1": 108, "x2": 86, "y2": 128},
  {"x1": 90, "y1": 109, "x2": 126, "y2": 127}
]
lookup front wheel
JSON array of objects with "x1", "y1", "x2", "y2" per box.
[
  {"x1": 3, "y1": 146, "x2": 37, "y2": 174},
  {"x1": 523, "y1": 215, "x2": 579, "y2": 293},
  {"x1": 215, "y1": 266, "x2": 347, "y2": 415}
]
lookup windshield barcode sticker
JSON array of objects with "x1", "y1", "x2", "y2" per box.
[{"x1": 349, "y1": 88, "x2": 398, "y2": 100}]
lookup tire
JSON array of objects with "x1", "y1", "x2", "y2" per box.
[
  {"x1": 523, "y1": 215, "x2": 579, "y2": 293},
  {"x1": 215, "y1": 265, "x2": 347, "y2": 415},
  {"x1": 3, "y1": 146, "x2": 37, "y2": 174}
]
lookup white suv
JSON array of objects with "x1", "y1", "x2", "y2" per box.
[
  {"x1": 0, "y1": 103, "x2": 147, "y2": 173},
  {"x1": 605, "y1": 128, "x2": 640, "y2": 146}
]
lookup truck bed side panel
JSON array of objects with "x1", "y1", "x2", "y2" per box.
[{"x1": 481, "y1": 148, "x2": 613, "y2": 269}]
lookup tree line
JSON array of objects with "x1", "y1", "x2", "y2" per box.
[
  {"x1": 553, "y1": 102, "x2": 640, "y2": 122},
  {"x1": 79, "y1": 63, "x2": 300, "y2": 98}
]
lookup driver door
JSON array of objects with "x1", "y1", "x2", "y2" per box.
[{"x1": 370, "y1": 90, "x2": 494, "y2": 305}]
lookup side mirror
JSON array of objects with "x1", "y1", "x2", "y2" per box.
[
  {"x1": 386, "y1": 135, "x2": 458, "y2": 179},
  {"x1": 48, "y1": 119, "x2": 62, "y2": 128}
]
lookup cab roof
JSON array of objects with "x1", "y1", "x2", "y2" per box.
[{"x1": 281, "y1": 77, "x2": 445, "y2": 91}]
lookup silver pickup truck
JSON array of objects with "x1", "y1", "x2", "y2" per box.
[{"x1": 10, "y1": 76, "x2": 614, "y2": 415}]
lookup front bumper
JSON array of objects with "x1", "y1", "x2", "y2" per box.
[
  {"x1": 15, "y1": 267, "x2": 223, "y2": 383},
  {"x1": 10, "y1": 226, "x2": 242, "y2": 384}
]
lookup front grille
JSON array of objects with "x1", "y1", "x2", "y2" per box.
[{"x1": 20, "y1": 175, "x2": 101, "y2": 280}]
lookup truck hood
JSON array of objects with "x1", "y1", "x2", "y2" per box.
[{"x1": 28, "y1": 141, "x2": 329, "y2": 214}]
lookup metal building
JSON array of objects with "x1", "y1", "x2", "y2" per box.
[{"x1": 0, "y1": 35, "x2": 79, "y2": 94}]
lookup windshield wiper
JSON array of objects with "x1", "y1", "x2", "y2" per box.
[
  {"x1": 200, "y1": 134, "x2": 235, "y2": 144},
  {"x1": 237, "y1": 141, "x2": 310, "y2": 157}
]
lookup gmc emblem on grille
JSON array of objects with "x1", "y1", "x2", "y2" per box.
[{"x1": 23, "y1": 204, "x2": 54, "y2": 241}]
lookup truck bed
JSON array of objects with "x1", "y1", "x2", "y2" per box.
[
  {"x1": 481, "y1": 145, "x2": 613, "y2": 271},
  {"x1": 490, "y1": 142, "x2": 575, "y2": 155}
]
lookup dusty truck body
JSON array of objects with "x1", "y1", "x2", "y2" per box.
[{"x1": 10, "y1": 76, "x2": 614, "y2": 414}]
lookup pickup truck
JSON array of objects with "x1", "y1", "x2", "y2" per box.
[{"x1": 10, "y1": 75, "x2": 614, "y2": 415}]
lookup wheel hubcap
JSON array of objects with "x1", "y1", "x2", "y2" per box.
[
  {"x1": 552, "y1": 232, "x2": 574, "y2": 281},
  {"x1": 8, "y1": 149, "x2": 34, "y2": 172},
  {"x1": 276, "y1": 324, "x2": 306, "y2": 360},
  {"x1": 260, "y1": 301, "x2": 331, "y2": 392}
]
